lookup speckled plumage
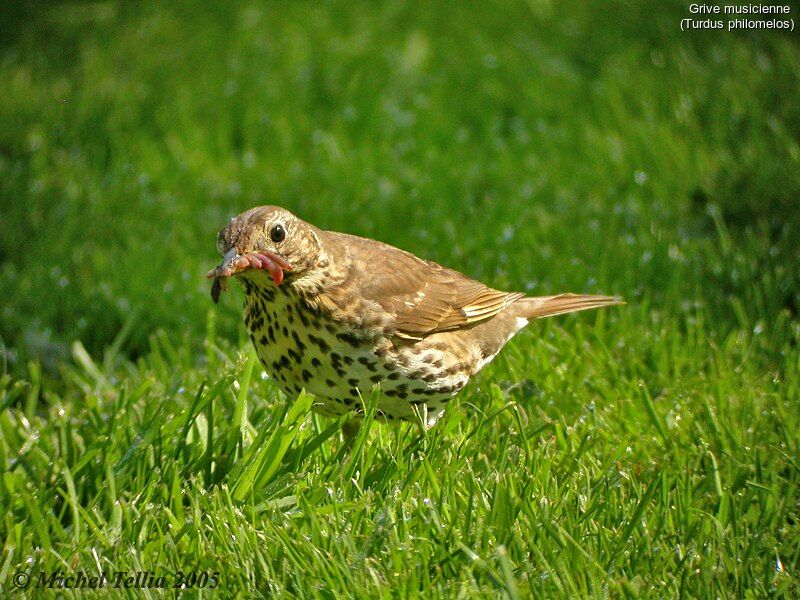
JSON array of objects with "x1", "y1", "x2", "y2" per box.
[{"x1": 209, "y1": 206, "x2": 622, "y2": 425}]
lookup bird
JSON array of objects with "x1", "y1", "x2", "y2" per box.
[{"x1": 208, "y1": 206, "x2": 622, "y2": 426}]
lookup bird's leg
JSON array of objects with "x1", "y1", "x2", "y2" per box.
[{"x1": 409, "y1": 404, "x2": 431, "y2": 436}]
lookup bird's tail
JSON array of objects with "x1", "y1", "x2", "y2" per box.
[{"x1": 513, "y1": 294, "x2": 624, "y2": 320}]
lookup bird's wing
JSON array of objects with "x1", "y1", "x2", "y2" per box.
[{"x1": 340, "y1": 236, "x2": 523, "y2": 339}]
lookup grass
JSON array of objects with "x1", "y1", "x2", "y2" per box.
[{"x1": 1, "y1": 0, "x2": 799, "y2": 597}]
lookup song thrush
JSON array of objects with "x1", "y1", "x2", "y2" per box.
[{"x1": 208, "y1": 206, "x2": 622, "y2": 425}]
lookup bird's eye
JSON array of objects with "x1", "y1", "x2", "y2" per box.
[{"x1": 270, "y1": 223, "x2": 286, "y2": 243}]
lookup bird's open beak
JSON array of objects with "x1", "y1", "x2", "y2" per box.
[{"x1": 207, "y1": 248, "x2": 292, "y2": 303}]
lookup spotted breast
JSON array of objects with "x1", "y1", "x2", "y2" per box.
[{"x1": 241, "y1": 275, "x2": 468, "y2": 423}]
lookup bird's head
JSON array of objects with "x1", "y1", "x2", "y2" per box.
[{"x1": 207, "y1": 205, "x2": 323, "y2": 303}]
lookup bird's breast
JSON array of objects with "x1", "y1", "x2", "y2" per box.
[{"x1": 241, "y1": 282, "x2": 479, "y2": 424}]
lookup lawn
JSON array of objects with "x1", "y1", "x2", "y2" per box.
[{"x1": 1, "y1": 0, "x2": 799, "y2": 597}]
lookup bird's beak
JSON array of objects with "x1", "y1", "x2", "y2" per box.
[
  {"x1": 207, "y1": 248, "x2": 292, "y2": 303},
  {"x1": 212, "y1": 247, "x2": 242, "y2": 279}
]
